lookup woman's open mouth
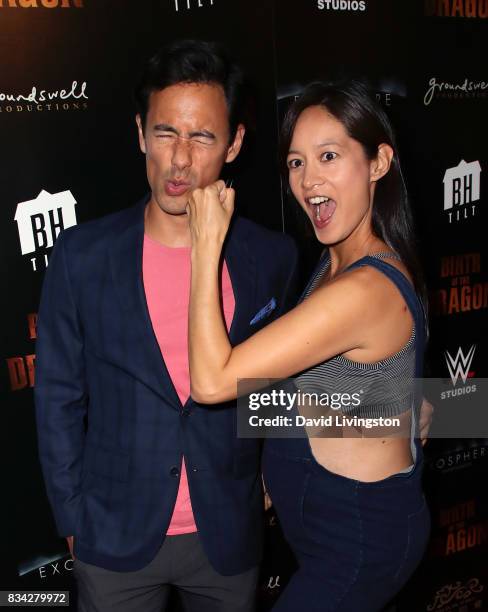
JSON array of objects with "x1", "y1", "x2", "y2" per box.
[{"x1": 307, "y1": 196, "x2": 336, "y2": 229}]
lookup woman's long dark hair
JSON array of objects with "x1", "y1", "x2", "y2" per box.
[{"x1": 280, "y1": 80, "x2": 427, "y2": 307}]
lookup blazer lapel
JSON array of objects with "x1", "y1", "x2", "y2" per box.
[{"x1": 108, "y1": 200, "x2": 181, "y2": 409}]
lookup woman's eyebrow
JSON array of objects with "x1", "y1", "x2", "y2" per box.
[
  {"x1": 315, "y1": 140, "x2": 341, "y2": 147},
  {"x1": 288, "y1": 141, "x2": 341, "y2": 155}
]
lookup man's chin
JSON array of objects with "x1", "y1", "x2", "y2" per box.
[
  {"x1": 165, "y1": 208, "x2": 188, "y2": 217},
  {"x1": 152, "y1": 197, "x2": 189, "y2": 217}
]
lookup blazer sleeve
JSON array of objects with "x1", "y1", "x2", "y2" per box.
[{"x1": 35, "y1": 232, "x2": 87, "y2": 538}]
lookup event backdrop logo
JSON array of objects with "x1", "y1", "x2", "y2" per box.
[
  {"x1": 445, "y1": 345, "x2": 476, "y2": 386},
  {"x1": 443, "y1": 159, "x2": 481, "y2": 224},
  {"x1": 427, "y1": 499, "x2": 488, "y2": 560},
  {"x1": 425, "y1": 0, "x2": 488, "y2": 18},
  {"x1": 317, "y1": 0, "x2": 366, "y2": 10},
  {"x1": 427, "y1": 577, "x2": 484, "y2": 611},
  {"x1": 424, "y1": 78, "x2": 488, "y2": 105},
  {"x1": 373, "y1": 79, "x2": 406, "y2": 107},
  {"x1": 0, "y1": 81, "x2": 88, "y2": 114},
  {"x1": 0, "y1": 0, "x2": 83, "y2": 7},
  {"x1": 441, "y1": 345, "x2": 477, "y2": 400},
  {"x1": 14, "y1": 189, "x2": 77, "y2": 271},
  {"x1": 18, "y1": 553, "x2": 73, "y2": 580},
  {"x1": 6, "y1": 313, "x2": 37, "y2": 392},
  {"x1": 432, "y1": 252, "x2": 487, "y2": 315},
  {"x1": 429, "y1": 440, "x2": 487, "y2": 472},
  {"x1": 173, "y1": 0, "x2": 214, "y2": 11}
]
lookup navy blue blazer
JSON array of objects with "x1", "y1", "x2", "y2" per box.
[{"x1": 35, "y1": 198, "x2": 299, "y2": 574}]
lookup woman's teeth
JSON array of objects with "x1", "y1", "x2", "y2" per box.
[
  {"x1": 309, "y1": 196, "x2": 330, "y2": 205},
  {"x1": 309, "y1": 197, "x2": 336, "y2": 224}
]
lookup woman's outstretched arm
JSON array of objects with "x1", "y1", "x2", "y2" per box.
[{"x1": 187, "y1": 182, "x2": 410, "y2": 404}]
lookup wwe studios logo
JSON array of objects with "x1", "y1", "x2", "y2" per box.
[{"x1": 445, "y1": 345, "x2": 476, "y2": 386}]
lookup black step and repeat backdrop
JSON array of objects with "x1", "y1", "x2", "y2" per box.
[{"x1": 1, "y1": 1, "x2": 487, "y2": 610}]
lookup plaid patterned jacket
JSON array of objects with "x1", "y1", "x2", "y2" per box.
[{"x1": 35, "y1": 197, "x2": 299, "y2": 573}]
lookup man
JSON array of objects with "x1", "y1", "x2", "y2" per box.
[{"x1": 35, "y1": 40, "x2": 298, "y2": 612}]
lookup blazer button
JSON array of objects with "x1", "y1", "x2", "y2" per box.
[{"x1": 170, "y1": 466, "x2": 180, "y2": 477}]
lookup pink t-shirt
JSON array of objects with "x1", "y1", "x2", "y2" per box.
[{"x1": 142, "y1": 234, "x2": 235, "y2": 535}]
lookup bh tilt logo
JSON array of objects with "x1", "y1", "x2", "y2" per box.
[{"x1": 14, "y1": 189, "x2": 77, "y2": 271}]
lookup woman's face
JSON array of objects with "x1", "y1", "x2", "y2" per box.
[{"x1": 287, "y1": 105, "x2": 377, "y2": 245}]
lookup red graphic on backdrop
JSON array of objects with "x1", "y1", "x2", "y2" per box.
[
  {"x1": 425, "y1": 0, "x2": 488, "y2": 18},
  {"x1": 6, "y1": 313, "x2": 37, "y2": 391},
  {"x1": 28, "y1": 313, "x2": 37, "y2": 340},
  {"x1": 432, "y1": 253, "x2": 488, "y2": 315},
  {"x1": 7, "y1": 355, "x2": 36, "y2": 390},
  {"x1": 441, "y1": 500, "x2": 487, "y2": 556},
  {"x1": 0, "y1": 0, "x2": 83, "y2": 8},
  {"x1": 429, "y1": 499, "x2": 488, "y2": 558}
]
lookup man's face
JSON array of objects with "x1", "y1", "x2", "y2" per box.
[{"x1": 136, "y1": 82, "x2": 244, "y2": 216}]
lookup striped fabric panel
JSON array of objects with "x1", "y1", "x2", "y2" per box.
[{"x1": 296, "y1": 252, "x2": 416, "y2": 419}]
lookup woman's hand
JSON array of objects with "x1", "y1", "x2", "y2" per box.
[
  {"x1": 186, "y1": 180, "x2": 235, "y2": 251},
  {"x1": 262, "y1": 474, "x2": 273, "y2": 511},
  {"x1": 419, "y1": 397, "x2": 434, "y2": 446},
  {"x1": 66, "y1": 536, "x2": 75, "y2": 559}
]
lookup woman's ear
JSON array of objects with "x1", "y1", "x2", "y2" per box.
[{"x1": 370, "y1": 143, "x2": 394, "y2": 182}]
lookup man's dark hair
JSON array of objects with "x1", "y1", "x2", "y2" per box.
[{"x1": 134, "y1": 39, "x2": 246, "y2": 140}]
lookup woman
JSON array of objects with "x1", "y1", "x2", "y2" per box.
[{"x1": 186, "y1": 81, "x2": 430, "y2": 611}]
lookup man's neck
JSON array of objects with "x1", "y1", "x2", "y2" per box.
[{"x1": 144, "y1": 199, "x2": 191, "y2": 248}]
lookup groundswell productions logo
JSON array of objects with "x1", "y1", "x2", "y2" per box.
[
  {"x1": 424, "y1": 77, "x2": 488, "y2": 105},
  {"x1": 0, "y1": 0, "x2": 83, "y2": 7},
  {"x1": 425, "y1": 0, "x2": 488, "y2": 18},
  {"x1": 172, "y1": 0, "x2": 215, "y2": 12},
  {"x1": 14, "y1": 189, "x2": 78, "y2": 272},
  {"x1": 443, "y1": 159, "x2": 482, "y2": 224},
  {"x1": 0, "y1": 80, "x2": 88, "y2": 114},
  {"x1": 316, "y1": 0, "x2": 366, "y2": 10},
  {"x1": 441, "y1": 344, "x2": 477, "y2": 400}
]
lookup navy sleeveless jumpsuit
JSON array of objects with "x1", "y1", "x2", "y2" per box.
[{"x1": 262, "y1": 255, "x2": 431, "y2": 612}]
